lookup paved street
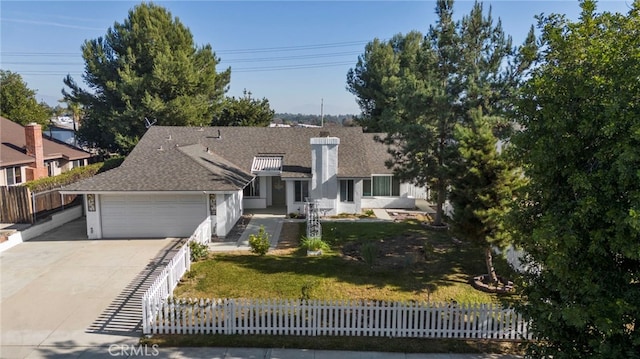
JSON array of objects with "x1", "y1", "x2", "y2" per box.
[{"x1": 0, "y1": 218, "x2": 180, "y2": 359}]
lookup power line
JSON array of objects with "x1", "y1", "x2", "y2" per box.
[
  {"x1": 3, "y1": 39, "x2": 369, "y2": 75},
  {"x1": 14, "y1": 59, "x2": 355, "y2": 75},
  {"x1": 215, "y1": 40, "x2": 368, "y2": 54},
  {"x1": 0, "y1": 39, "x2": 371, "y2": 58},
  {"x1": 1, "y1": 50, "x2": 362, "y2": 66},
  {"x1": 233, "y1": 61, "x2": 354, "y2": 73}
]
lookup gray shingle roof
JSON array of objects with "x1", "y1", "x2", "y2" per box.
[{"x1": 63, "y1": 126, "x2": 394, "y2": 192}]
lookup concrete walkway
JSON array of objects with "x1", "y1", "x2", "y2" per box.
[
  {"x1": 209, "y1": 213, "x2": 283, "y2": 252},
  {"x1": 372, "y1": 208, "x2": 393, "y2": 220}
]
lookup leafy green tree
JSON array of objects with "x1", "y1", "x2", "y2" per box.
[
  {"x1": 512, "y1": 1, "x2": 640, "y2": 357},
  {"x1": 347, "y1": 0, "x2": 535, "y2": 226},
  {"x1": 0, "y1": 70, "x2": 50, "y2": 126},
  {"x1": 449, "y1": 109, "x2": 522, "y2": 283},
  {"x1": 63, "y1": 3, "x2": 230, "y2": 153},
  {"x1": 346, "y1": 31, "x2": 424, "y2": 132},
  {"x1": 212, "y1": 89, "x2": 274, "y2": 127}
]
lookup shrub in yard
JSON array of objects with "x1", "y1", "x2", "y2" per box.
[
  {"x1": 300, "y1": 236, "x2": 330, "y2": 252},
  {"x1": 248, "y1": 225, "x2": 271, "y2": 255},
  {"x1": 360, "y1": 242, "x2": 378, "y2": 268},
  {"x1": 300, "y1": 280, "x2": 320, "y2": 300},
  {"x1": 189, "y1": 241, "x2": 209, "y2": 262}
]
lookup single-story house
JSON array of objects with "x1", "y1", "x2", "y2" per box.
[
  {"x1": 62, "y1": 126, "x2": 427, "y2": 239},
  {"x1": 0, "y1": 116, "x2": 91, "y2": 186}
]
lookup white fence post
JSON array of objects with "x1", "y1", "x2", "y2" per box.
[
  {"x1": 142, "y1": 296, "x2": 531, "y2": 339},
  {"x1": 140, "y1": 216, "x2": 211, "y2": 335}
]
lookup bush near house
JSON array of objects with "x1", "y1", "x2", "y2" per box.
[
  {"x1": 300, "y1": 236, "x2": 330, "y2": 252},
  {"x1": 23, "y1": 156, "x2": 124, "y2": 192},
  {"x1": 248, "y1": 225, "x2": 271, "y2": 255}
]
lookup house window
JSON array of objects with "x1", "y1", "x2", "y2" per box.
[
  {"x1": 46, "y1": 161, "x2": 54, "y2": 177},
  {"x1": 363, "y1": 179, "x2": 372, "y2": 197},
  {"x1": 340, "y1": 180, "x2": 354, "y2": 202},
  {"x1": 72, "y1": 159, "x2": 84, "y2": 168},
  {"x1": 243, "y1": 177, "x2": 260, "y2": 197},
  {"x1": 365, "y1": 176, "x2": 401, "y2": 196},
  {"x1": 6, "y1": 167, "x2": 22, "y2": 186},
  {"x1": 294, "y1": 180, "x2": 309, "y2": 202}
]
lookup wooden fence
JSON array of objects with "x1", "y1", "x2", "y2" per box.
[
  {"x1": 32, "y1": 188, "x2": 78, "y2": 215},
  {"x1": 0, "y1": 186, "x2": 78, "y2": 223},
  {"x1": 144, "y1": 298, "x2": 530, "y2": 340},
  {"x1": 0, "y1": 186, "x2": 33, "y2": 223}
]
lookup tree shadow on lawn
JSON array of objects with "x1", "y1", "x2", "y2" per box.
[{"x1": 207, "y1": 226, "x2": 502, "y2": 300}]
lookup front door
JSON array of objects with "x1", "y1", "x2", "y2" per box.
[{"x1": 271, "y1": 176, "x2": 285, "y2": 206}]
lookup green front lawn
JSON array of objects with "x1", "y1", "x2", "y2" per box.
[{"x1": 175, "y1": 221, "x2": 516, "y2": 304}]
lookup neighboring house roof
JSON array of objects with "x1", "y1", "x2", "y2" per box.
[
  {"x1": 63, "y1": 126, "x2": 395, "y2": 193},
  {"x1": 0, "y1": 116, "x2": 90, "y2": 167}
]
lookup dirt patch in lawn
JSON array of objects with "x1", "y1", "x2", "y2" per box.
[
  {"x1": 272, "y1": 222, "x2": 303, "y2": 255},
  {"x1": 387, "y1": 210, "x2": 432, "y2": 223},
  {"x1": 342, "y1": 233, "x2": 425, "y2": 269}
]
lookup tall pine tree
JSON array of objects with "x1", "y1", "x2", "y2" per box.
[
  {"x1": 63, "y1": 3, "x2": 230, "y2": 153},
  {"x1": 347, "y1": 0, "x2": 534, "y2": 225},
  {"x1": 449, "y1": 108, "x2": 523, "y2": 284}
]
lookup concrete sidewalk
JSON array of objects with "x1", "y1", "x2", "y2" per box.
[
  {"x1": 13, "y1": 345, "x2": 522, "y2": 358},
  {"x1": 209, "y1": 213, "x2": 283, "y2": 252}
]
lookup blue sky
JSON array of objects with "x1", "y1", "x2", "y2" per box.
[{"x1": 0, "y1": 0, "x2": 633, "y2": 115}]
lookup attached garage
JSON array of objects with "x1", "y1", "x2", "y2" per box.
[{"x1": 99, "y1": 193, "x2": 207, "y2": 238}]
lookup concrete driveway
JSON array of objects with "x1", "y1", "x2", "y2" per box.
[{"x1": 0, "y1": 218, "x2": 181, "y2": 358}]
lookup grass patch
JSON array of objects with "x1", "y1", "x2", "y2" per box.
[
  {"x1": 141, "y1": 334, "x2": 525, "y2": 354},
  {"x1": 176, "y1": 221, "x2": 518, "y2": 304}
]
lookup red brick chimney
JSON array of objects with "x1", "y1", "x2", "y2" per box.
[{"x1": 24, "y1": 123, "x2": 47, "y2": 181}]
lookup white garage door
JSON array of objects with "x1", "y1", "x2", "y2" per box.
[{"x1": 100, "y1": 194, "x2": 207, "y2": 238}]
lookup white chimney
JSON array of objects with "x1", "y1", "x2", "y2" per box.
[{"x1": 310, "y1": 137, "x2": 339, "y2": 214}]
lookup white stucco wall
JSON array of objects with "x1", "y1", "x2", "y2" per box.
[
  {"x1": 216, "y1": 191, "x2": 243, "y2": 237},
  {"x1": 361, "y1": 183, "x2": 416, "y2": 209},
  {"x1": 361, "y1": 196, "x2": 415, "y2": 209},
  {"x1": 85, "y1": 194, "x2": 102, "y2": 239},
  {"x1": 244, "y1": 198, "x2": 267, "y2": 208},
  {"x1": 310, "y1": 137, "x2": 339, "y2": 215},
  {"x1": 336, "y1": 178, "x2": 363, "y2": 214},
  {"x1": 285, "y1": 179, "x2": 310, "y2": 216},
  {"x1": 243, "y1": 175, "x2": 268, "y2": 209}
]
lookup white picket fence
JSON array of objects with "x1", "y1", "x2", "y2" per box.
[
  {"x1": 142, "y1": 217, "x2": 211, "y2": 334},
  {"x1": 141, "y1": 216, "x2": 530, "y2": 340},
  {"x1": 143, "y1": 298, "x2": 530, "y2": 340}
]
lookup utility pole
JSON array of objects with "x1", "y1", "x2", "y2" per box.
[{"x1": 320, "y1": 98, "x2": 324, "y2": 127}]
